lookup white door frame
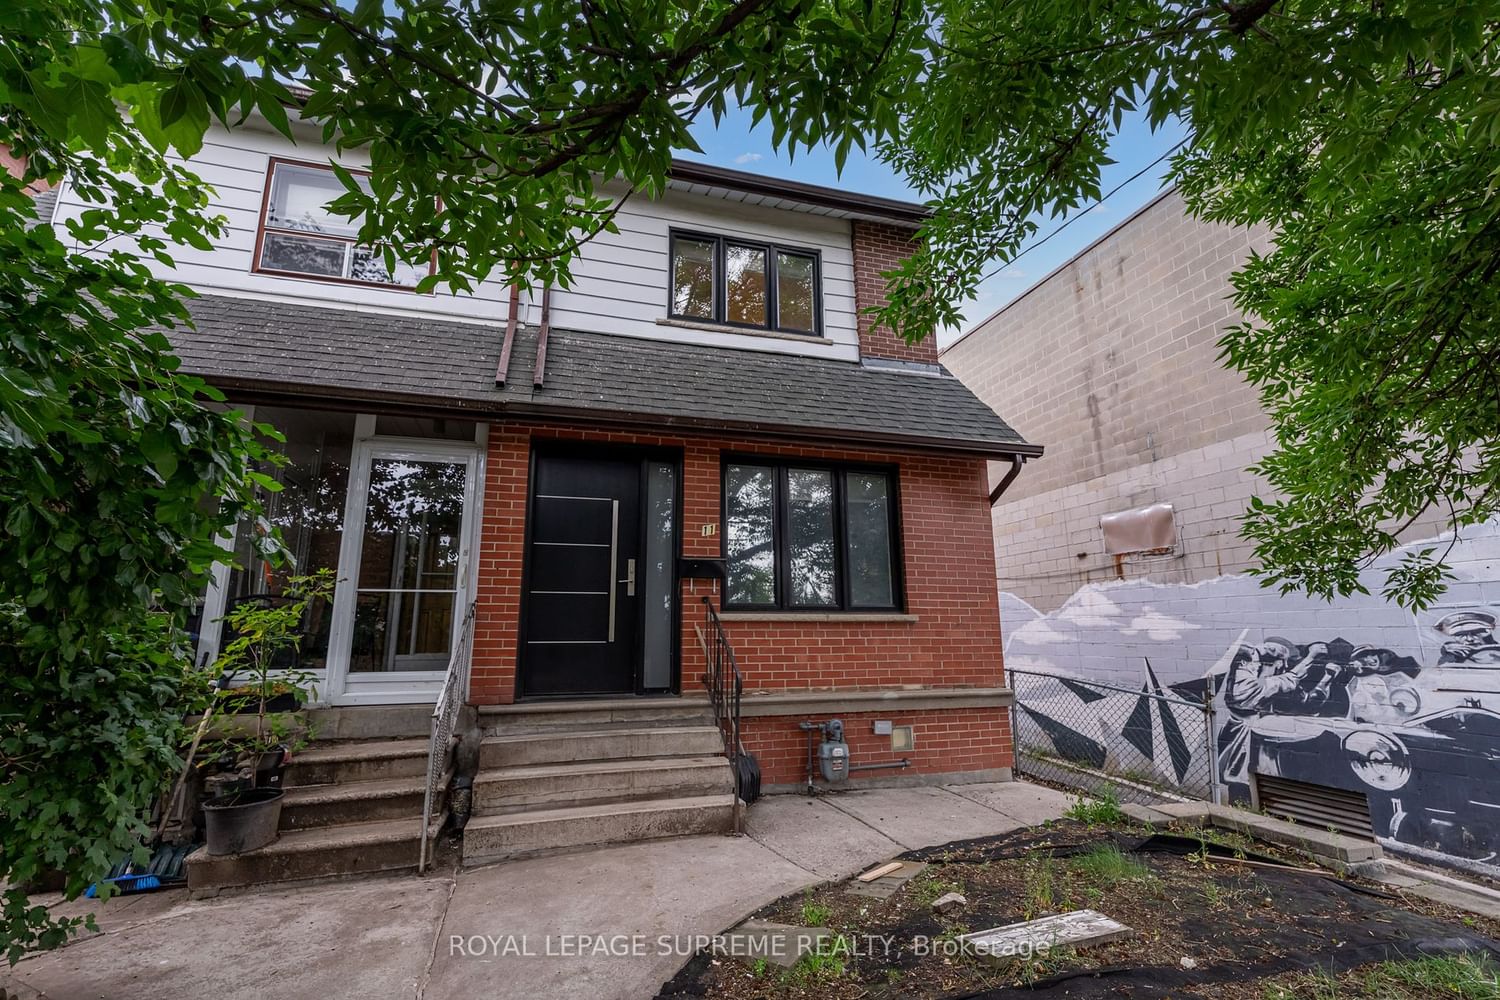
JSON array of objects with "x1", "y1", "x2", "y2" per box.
[{"x1": 323, "y1": 428, "x2": 482, "y2": 707}]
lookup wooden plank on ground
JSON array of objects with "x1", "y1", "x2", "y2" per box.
[{"x1": 857, "y1": 861, "x2": 904, "y2": 882}]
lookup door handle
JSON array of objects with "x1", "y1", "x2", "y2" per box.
[
  {"x1": 607, "y1": 500, "x2": 619, "y2": 643},
  {"x1": 620, "y1": 559, "x2": 636, "y2": 597}
]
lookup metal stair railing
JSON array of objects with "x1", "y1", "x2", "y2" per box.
[{"x1": 418, "y1": 600, "x2": 475, "y2": 873}]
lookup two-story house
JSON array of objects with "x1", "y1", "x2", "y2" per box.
[{"x1": 44, "y1": 110, "x2": 1040, "y2": 890}]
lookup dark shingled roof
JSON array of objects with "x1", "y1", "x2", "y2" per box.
[{"x1": 172, "y1": 294, "x2": 1036, "y2": 457}]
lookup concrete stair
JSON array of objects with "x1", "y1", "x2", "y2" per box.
[
  {"x1": 187, "y1": 735, "x2": 445, "y2": 895},
  {"x1": 474, "y1": 755, "x2": 734, "y2": 814},
  {"x1": 187, "y1": 816, "x2": 441, "y2": 892},
  {"x1": 464, "y1": 699, "x2": 737, "y2": 864},
  {"x1": 478, "y1": 725, "x2": 725, "y2": 768},
  {"x1": 479, "y1": 696, "x2": 716, "y2": 733},
  {"x1": 281, "y1": 774, "x2": 430, "y2": 830},
  {"x1": 283, "y1": 738, "x2": 429, "y2": 785},
  {"x1": 464, "y1": 796, "x2": 736, "y2": 862}
]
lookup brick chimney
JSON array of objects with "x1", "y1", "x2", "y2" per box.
[{"x1": 851, "y1": 219, "x2": 937, "y2": 365}]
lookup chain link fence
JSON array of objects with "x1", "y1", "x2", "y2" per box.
[{"x1": 1009, "y1": 667, "x2": 1221, "y2": 806}]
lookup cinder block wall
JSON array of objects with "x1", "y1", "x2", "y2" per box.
[{"x1": 941, "y1": 189, "x2": 1445, "y2": 611}]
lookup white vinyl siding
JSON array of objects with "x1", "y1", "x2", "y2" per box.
[
  {"x1": 52, "y1": 124, "x2": 862, "y2": 361},
  {"x1": 547, "y1": 180, "x2": 859, "y2": 361}
]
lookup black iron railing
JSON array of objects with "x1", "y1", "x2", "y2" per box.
[{"x1": 701, "y1": 597, "x2": 744, "y2": 764}]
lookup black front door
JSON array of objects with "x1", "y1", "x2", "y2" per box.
[{"x1": 520, "y1": 454, "x2": 642, "y2": 696}]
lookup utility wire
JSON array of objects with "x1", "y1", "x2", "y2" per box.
[{"x1": 976, "y1": 136, "x2": 1191, "y2": 285}]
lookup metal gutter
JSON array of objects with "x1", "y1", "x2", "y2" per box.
[{"x1": 668, "y1": 159, "x2": 931, "y2": 227}]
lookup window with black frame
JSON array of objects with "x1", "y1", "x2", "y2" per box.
[
  {"x1": 669, "y1": 231, "x2": 820, "y2": 335},
  {"x1": 723, "y1": 460, "x2": 901, "y2": 611}
]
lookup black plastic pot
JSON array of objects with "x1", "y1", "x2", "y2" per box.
[{"x1": 202, "y1": 787, "x2": 284, "y2": 855}]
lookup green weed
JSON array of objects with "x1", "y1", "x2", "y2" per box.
[
  {"x1": 1070, "y1": 843, "x2": 1153, "y2": 884},
  {"x1": 799, "y1": 894, "x2": 832, "y2": 928},
  {"x1": 1065, "y1": 789, "x2": 1126, "y2": 825},
  {"x1": 1260, "y1": 954, "x2": 1500, "y2": 999}
]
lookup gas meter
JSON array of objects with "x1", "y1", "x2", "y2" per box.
[{"x1": 817, "y1": 719, "x2": 849, "y2": 782}]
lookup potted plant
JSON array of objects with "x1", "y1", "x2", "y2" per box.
[{"x1": 200, "y1": 571, "x2": 332, "y2": 855}]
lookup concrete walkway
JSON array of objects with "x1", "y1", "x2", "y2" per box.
[{"x1": 3, "y1": 781, "x2": 1073, "y2": 1000}]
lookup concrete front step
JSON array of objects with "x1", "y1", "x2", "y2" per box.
[
  {"x1": 480, "y1": 697, "x2": 714, "y2": 735},
  {"x1": 304, "y1": 704, "x2": 435, "y2": 740},
  {"x1": 480, "y1": 726, "x2": 724, "y2": 768},
  {"x1": 462, "y1": 794, "x2": 737, "y2": 863},
  {"x1": 186, "y1": 816, "x2": 439, "y2": 894},
  {"x1": 284, "y1": 738, "x2": 430, "y2": 787},
  {"x1": 474, "y1": 755, "x2": 734, "y2": 815},
  {"x1": 280, "y1": 775, "x2": 437, "y2": 830}
]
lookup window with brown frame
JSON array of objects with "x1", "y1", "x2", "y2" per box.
[{"x1": 253, "y1": 159, "x2": 433, "y2": 289}]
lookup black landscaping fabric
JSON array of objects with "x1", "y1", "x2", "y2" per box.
[{"x1": 655, "y1": 823, "x2": 1500, "y2": 1000}]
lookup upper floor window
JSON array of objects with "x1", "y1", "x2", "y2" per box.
[
  {"x1": 669, "y1": 230, "x2": 820, "y2": 336},
  {"x1": 722, "y1": 459, "x2": 901, "y2": 611},
  {"x1": 254, "y1": 159, "x2": 432, "y2": 289}
]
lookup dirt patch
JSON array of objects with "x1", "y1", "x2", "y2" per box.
[{"x1": 655, "y1": 820, "x2": 1500, "y2": 1000}]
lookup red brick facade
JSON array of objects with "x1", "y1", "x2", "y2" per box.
[
  {"x1": 744, "y1": 707, "x2": 1013, "y2": 788},
  {"x1": 469, "y1": 421, "x2": 1013, "y2": 783},
  {"x1": 852, "y1": 219, "x2": 939, "y2": 365}
]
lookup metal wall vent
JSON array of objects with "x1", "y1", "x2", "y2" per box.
[{"x1": 1254, "y1": 774, "x2": 1375, "y2": 840}]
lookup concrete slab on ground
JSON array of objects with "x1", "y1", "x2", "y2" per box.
[
  {"x1": 1121, "y1": 803, "x2": 1176, "y2": 826},
  {"x1": 3, "y1": 780, "x2": 1078, "y2": 1000},
  {"x1": 945, "y1": 781, "x2": 1076, "y2": 827},
  {"x1": 1208, "y1": 805, "x2": 1382, "y2": 864},
  {"x1": 959, "y1": 909, "x2": 1133, "y2": 964},
  {"x1": 426, "y1": 833, "x2": 812, "y2": 1000},
  {"x1": 744, "y1": 794, "x2": 904, "y2": 880},
  {"x1": 1405, "y1": 882, "x2": 1500, "y2": 920},
  {"x1": 8, "y1": 876, "x2": 452, "y2": 1000},
  {"x1": 845, "y1": 860, "x2": 928, "y2": 899},
  {"x1": 723, "y1": 920, "x2": 828, "y2": 968},
  {"x1": 818, "y1": 786, "x2": 1024, "y2": 850},
  {"x1": 1153, "y1": 802, "x2": 1215, "y2": 824}
]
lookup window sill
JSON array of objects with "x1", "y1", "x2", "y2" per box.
[
  {"x1": 716, "y1": 611, "x2": 918, "y2": 623},
  {"x1": 656, "y1": 317, "x2": 828, "y2": 344}
]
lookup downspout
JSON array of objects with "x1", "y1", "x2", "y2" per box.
[
  {"x1": 494, "y1": 283, "x2": 521, "y2": 386},
  {"x1": 989, "y1": 455, "x2": 1025, "y2": 506},
  {"x1": 532, "y1": 284, "x2": 553, "y2": 389}
]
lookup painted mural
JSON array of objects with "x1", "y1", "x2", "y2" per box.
[{"x1": 1004, "y1": 519, "x2": 1500, "y2": 875}]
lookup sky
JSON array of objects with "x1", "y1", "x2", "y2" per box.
[{"x1": 684, "y1": 107, "x2": 1191, "y2": 349}]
